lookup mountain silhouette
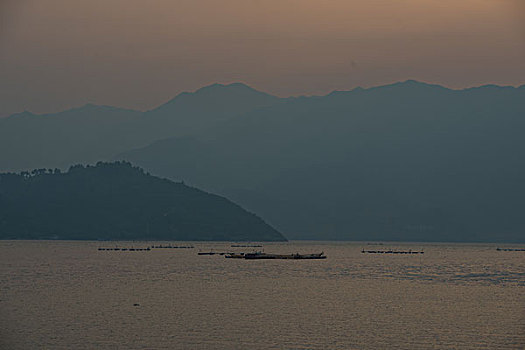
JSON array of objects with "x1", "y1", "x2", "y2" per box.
[
  {"x1": 2, "y1": 80, "x2": 525, "y2": 242},
  {"x1": 0, "y1": 104, "x2": 142, "y2": 171},
  {"x1": 117, "y1": 81, "x2": 525, "y2": 242},
  {"x1": 141, "y1": 82, "x2": 282, "y2": 143},
  {"x1": 0, "y1": 162, "x2": 285, "y2": 241},
  {"x1": 0, "y1": 83, "x2": 282, "y2": 172}
]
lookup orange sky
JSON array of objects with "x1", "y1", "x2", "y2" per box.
[{"x1": 1, "y1": 0, "x2": 524, "y2": 116}]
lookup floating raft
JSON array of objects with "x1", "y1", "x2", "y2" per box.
[
  {"x1": 98, "y1": 247, "x2": 151, "y2": 251},
  {"x1": 496, "y1": 248, "x2": 525, "y2": 251},
  {"x1": 361, "y1": 250, "x2": 424, "y2": 254},
  {"x1": 227, "y1": 252, "x2": 326, "y2": 260},
  {"x1": 151, "y1": 245, "x2": 194, "y2": 249},
  {"x1": 198, "y1": 252, "x2": 233, "y2": 256}
]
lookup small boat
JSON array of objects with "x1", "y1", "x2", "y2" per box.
[{"x1": 241, "y1": 252, "x2": 327, "y2": 260}]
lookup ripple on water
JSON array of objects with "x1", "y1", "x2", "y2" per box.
[{"x1": 0, "y1": 241, "x2": 524, "y2": 349}]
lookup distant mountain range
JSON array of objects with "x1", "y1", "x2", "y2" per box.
[
  {"x1": 0, "y1": 162, "x2": 285, "y2": 241},
  {"x1": 2, "y1": 81, "x2": 525, "y2": 242},
  {"x1": 0, "y1": 83, "x2": 280, "y2": 171}
]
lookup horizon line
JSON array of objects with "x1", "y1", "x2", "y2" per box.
[{"x1": 3, "y1": 79, "x2": 524, "y2": 118}]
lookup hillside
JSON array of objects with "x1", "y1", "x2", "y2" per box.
[
  {"x1": 0, "y1": 162, "x2": 286, "y2": 241},
  {"x1": 118, "y1": 81, "x2": 525, "y2": 242}
]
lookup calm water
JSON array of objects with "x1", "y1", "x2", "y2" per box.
[{"x1": 1, "y1": 241, "x2": 524, "y2": 349}]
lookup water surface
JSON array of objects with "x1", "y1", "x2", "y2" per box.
[{"x1": 1, "y1": 241, "x2": 524, "y2": 349}]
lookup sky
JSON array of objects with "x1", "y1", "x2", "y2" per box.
[{"x1": 1, "y1": 0, "x2": 524, "y2": 117}]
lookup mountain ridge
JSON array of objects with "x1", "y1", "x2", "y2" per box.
[
  {"x1": 0, "y1": 82, "x2": 283, "y2": 172},
  {"x1": 2, "y1": 80, "x2": 525, "y2": 242},
  {"x1": 6, "y1": 80, "x2": 525, "y2": 119},
  {"x1": 117, "y1": 81, "x2": 525, "y2": 242}
]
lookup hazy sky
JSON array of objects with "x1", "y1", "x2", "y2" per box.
[{"x1": 1, "y1": 0, "x2": 524, "y2": 116}]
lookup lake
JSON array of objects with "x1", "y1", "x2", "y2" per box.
[{"x1": 1, "y1": 241, "x2": 524, "y2": 349}]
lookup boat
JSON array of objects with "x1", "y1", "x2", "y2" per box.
[{"x1": 238, "y1": 251, "x2": 326, "y2": 260}]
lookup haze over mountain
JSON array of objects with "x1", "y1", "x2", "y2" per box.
[
  {"x1": 0, "y1": 162, "x2": 285, "y2": 241},
  {"x1": 117, "y1": 81, "x2": 525, "y2": 242},
  {"x1": 2, "y1": 80, "x2": 524, "y2": 242},
  {"x1": 0, "y1": 83, "x2": 280, "y2": 172},
  {"x1": 0, "y1": 105, "x2": 142, "y2": 171}
]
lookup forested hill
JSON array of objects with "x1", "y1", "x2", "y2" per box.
[{"x1": 0, "y1": 162, "x2": 286, "y2": 241}]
